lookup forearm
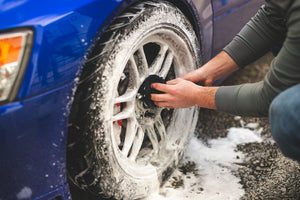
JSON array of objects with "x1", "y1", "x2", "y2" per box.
[
  {"x1": 182, "y1": 51, "x2": 239, "y2": 85},
  {"x1": 194, "y1": 86, "x2": 218, "y2": 110}
]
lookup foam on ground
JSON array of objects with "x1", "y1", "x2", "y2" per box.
[{"x1": 146, "y1": 124, "x2": 263, "y2": 200}]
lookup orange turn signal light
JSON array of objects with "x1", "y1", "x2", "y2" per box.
[
  {"x1": 0, "y1": 30, "x2": 32, "y2": 102},
  {"x1": 0, "y1": 35, "x2": 23, "y2": 67}
]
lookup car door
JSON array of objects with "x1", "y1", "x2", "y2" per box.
[{"x1": 211, "y1": 0, "x2": 264, "y2": 56}]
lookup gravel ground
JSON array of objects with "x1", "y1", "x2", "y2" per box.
[{"x1": 195, "y1": 52, "x2": 300, "y2": 200}]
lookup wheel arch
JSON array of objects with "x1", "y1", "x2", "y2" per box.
[{"x1": 79, "y1": 0, "x2": 210, "y2": 77}]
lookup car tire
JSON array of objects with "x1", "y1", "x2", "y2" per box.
[{"x1": 67, "y1": 1, "x2": 201, "y2": 199}]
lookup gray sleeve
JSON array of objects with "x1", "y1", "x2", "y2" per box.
[
  {"x1": 224, "y1": 1, "x2": 288, "y2": 68},
  {"x1": 215, "y1": 85, "x2": 239, "y2": 114},
  {"x1": 215, "y1": 82, "x2": 271, "y2": 117}
]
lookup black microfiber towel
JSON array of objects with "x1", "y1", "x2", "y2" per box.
[{"x1": 138, "y1": 75, "x2": 166, "y2": 108}]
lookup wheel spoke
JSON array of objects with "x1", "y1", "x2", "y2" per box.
[
  {"x1": 145, "y1": 126, "x2": 159, "y2": 155},
  {"x1": 128, "y1": 56, "x2": 141, "y2": 85},
  {"x1": 149, "y1": 44, "x2": 168, "y2": 74},
  {"x1": 159, "y1": 50, "x2": 174, "y2": 78},
  {"x1": 136, "y1": 47, "x2": 149, "y2": 81},
  {"x1": 154, "y1": 116, "x2": 167, "y2": 143},
  {"x1": 129, "y1": 127, "x2": 145, "y2": 160},
  {"x1": 122, "y1": 118, "x2": 139, "y2": 156},
  {"x1": 114, "y1": 89, "x2": 137, "y2": 104},
  {"x1": 112, "y1": 104, "x2": 135, "y2": 122}
]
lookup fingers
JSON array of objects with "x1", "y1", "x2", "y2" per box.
[
  {"x1": 154, "y1": 102, "x2": 174, "y2": 109},
  {"x1": 151, "y1": 78, "x2": 182, "y2": 93},
  {"x1": 150, "y1": 82, "x2": 175, "y2": 108},
  {"x1": 204, "y1": 79, "x2": 214, "y2": 86},
  {"x1": 151, "y1": 93, "x2": 172, "y2": 103},
  {"x1": 151, "y1": 93, "x2": 176, "y2": 108},
  {"x1": 166, "y1": 78, "x2": 181, "y2": 85},
  {"x1": 151, "y1": 82, "x2": 173, "y2": 94},
  {"x1": 152, "y1": 98, "x2": 175, "y2": 109},
  {"x1": 150, "y1": 78, "x2": 189, "y2": 109}
]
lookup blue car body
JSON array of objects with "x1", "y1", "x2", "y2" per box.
[{"x1": 0, "y1": 0, "x2": 262, "y2": 199}]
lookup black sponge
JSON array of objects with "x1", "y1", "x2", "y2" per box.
[{"x1": 138, "y1": 75, "x2": 166, "y2": 108}]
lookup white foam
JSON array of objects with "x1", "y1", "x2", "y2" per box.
[
  {"x1": 16, "y1": 187, "x2": 32, "y2": 200},
  {"x1": 146, "y1": 126, "x2": 263, "y2": 200}
]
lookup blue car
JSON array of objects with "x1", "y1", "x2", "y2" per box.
[{"x1": 0, "y1": 0, "x2": 263, "y2": 199}]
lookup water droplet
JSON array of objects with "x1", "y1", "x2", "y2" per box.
[
  {"x1": 90, "y1": 103, "x2": 96, "y2": 110},
  {"x1": 121, "y1": 73, "x2": 126, "y2": 80}
]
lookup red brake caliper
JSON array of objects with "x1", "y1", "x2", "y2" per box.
[{"x1": 113, "y1": 103, "x2": 123, "y2": 127}]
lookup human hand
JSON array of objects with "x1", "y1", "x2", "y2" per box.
[
  {"x1": 181, "y1": 67, "x2": 214, "y2": 86},
  {"x1": 150, "y1": 78, "x2": 201, "y2": 108},
  {"x1": 181, "y1": 51, "x2": 239, "y2": 85}
]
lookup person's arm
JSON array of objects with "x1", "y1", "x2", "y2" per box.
[
  {"x1": 224, "y1": 1, "x2": 288, "y2": 68},
  {"x1": 152, "y1": 1, "x2": 298, "y2": 117},
  {"x1": 181, "y1": 51, "x2": 239, "y2": 86},
  {"x1": 151, "y1": 50, "x2": 238, "y2": 109},
  {"x1": 216, "y1": 0, "x2": 299, "y2": 117}
]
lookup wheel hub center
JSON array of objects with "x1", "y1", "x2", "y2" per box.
[
  {"x1": 136, "y1": 75, "x2": 165, "y2": 124},
  {"x1": 137, "y1": 75, "x2": 166, "y2": 109}
]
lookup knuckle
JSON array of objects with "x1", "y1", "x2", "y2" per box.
[{"x1": 169, "y1": 88, "x2": 177, "y2": 95}]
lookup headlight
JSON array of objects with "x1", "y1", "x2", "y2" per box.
[{"x1": 0, "y1": 29, "x2": 33, "y2": 103}]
